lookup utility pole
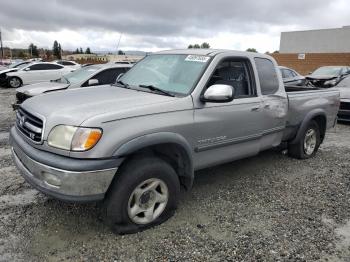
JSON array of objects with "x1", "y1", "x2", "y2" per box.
[
  {"x1": 0, "y1": 29, "x2": 4, "y2": 64},
  {"x1": 116, "y1": 33, "x2": 122, "y2": 54}
]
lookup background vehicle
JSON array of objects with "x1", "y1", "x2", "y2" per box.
[
  {"x1": 279, "y1": 66, "x2": 305, "y2": 86},
  {"x1": 53, "y1": 60, "x2": 81, "y2": 70},
  {"x1": 6, "y1": 62, "x2": 72, "y2": 88},
  {"x1": 0, "y1": 61, "x2": 32, "y2": 87},
  {"x1": 306, "y1": 66, "x2": 350, "y2": 87},
  {"x1": 15, "y1": 64, "x2": 132, "y2": 104},
  {"x1": 335, "y1": 75, "x2": 350, "y2": 121},
  {"x1": 10, "y1": 50, "x2": 339, "y2": 234}
]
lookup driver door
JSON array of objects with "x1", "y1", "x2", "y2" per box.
[{"x1": 193, "y1": 58, "x2": 264, "y2": 170}]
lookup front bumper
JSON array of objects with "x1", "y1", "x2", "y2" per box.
[{"x1": 10, "y1": 127, "x2": 122, "y2": 202}]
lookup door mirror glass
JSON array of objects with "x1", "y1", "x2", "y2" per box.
[
  {"x1": 88, "y1": 79, "x2": 99, "y2": 86},
  {"x1": 202, "y1": 84, "x2": 234, "y2": 103}
]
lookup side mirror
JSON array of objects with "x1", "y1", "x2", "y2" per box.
[
  {"x1": 201, "y1": 84, "x2": 234, "y2": 103},
  {"x1": 116, "y1": 73, "x2": 124, "y2": 82},
  {"x1": 24, "y1": 67, "x2": 30, "y2": 71},
  {"x1": 88, "y1": 79, "x2": 99, "y2": 86}
]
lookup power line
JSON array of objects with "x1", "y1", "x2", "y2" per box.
[{"x1": 0, "y1": 29, "x2": 3, "y2": 63}]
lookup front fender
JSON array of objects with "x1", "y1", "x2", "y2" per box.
[{"x1": 113, "y1": 132, "x2": 194, "y2": 189}]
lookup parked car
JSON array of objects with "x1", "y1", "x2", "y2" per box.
[
  {"x1": 10, "y1": 49, "x2": 339, "y2": 233},
  {"x1": 0, "y1": 61, "x2": 32, "y2": 87},
  {"x1": 335, "y1": 75, "x2": 350, "y2": 121},
  {"x1": 15, "y1": 63, "x2": 132, "y2": 104},
  {"x1": 306, "y1": 66, "x2": 350, "y2": 88},
  {"x1": 279, "y1": 66, "x2": 305, "y2": 86},
  {"x1": 6, "y1": 62, "x2": 73, "y2": 88},
  {"x1": 53, "y1": 60, "x2": 81, "y2": 70}
]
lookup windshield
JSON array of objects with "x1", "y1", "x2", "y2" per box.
[
  {"x1": 312, "y1": 67, "x2": 342, "y2": 76},
  {"x1": 119, "y1": 54, "x2": 211, "y2": 95},
  {"x1": 58, "y1": 65, "x2": 101, "y2": 84},
  {"x1": 9, "y1": 62, "x2": 29, "y2": 69}
]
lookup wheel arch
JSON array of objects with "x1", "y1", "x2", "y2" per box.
[
  {"x1": 113, "y1": 132, "x2": 194, "y2": 190},
  {"x1": 290, "y1": 109, "x2": 327, "y2": 145}
]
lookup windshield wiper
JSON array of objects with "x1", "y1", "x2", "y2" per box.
[
  {"x1": 138, "y1": 84, "x2": 175, "y2": 97},
  {"x1": 115, "y1": 80, "x2": 130, "y2": 89}
]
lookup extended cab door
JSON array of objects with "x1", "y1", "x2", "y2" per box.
[
  {"x1": 254, "y1": 58, "x2": 288, "y2": 151},
  {"x1": 193, "y1": 57, "x2": 265, "y2": 170}
]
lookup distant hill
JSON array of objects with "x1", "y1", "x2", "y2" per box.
[{"x1": 94, "y1": 50, "x2": 149, "y2": 56}]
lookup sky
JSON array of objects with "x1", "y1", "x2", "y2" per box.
[{"x1": 0, "y1": 0, "x2": 349, "y2": 53}]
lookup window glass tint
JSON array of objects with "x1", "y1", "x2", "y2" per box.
[
  {"x1": 29, "y1": 64, "x2": 62, "y2": 70},
  {"x1": 282, "y1": 69, "x2": 294, "y2": 78},
  {"x1": 255, "y1": 58, "x2": 279, "y2": 95},
  {"x1": 62, "y1": 61, "x2": 75, "y2": 65},
  {"x1": 207, "y1": 59, "x2": 254, "y2": 97},
  {"x1": 85, "y1": 68, "x2": 126, "y2": 86}
]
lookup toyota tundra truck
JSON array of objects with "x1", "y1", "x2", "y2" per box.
[{"x1": 10, "y1": 49, "x2": 340, "y2": 233}]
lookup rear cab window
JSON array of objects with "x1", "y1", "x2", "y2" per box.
[{"x1": 254, "y1": 58, "x2": 279, "y2": 95}]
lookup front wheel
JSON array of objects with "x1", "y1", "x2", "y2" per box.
[
  {"x1": 102, "y1": 156, "x2": 180, "y2": 234},
  {"x1": 288, "y1": 120, "x2": 321, "y2": 159},
  {"x1": 8, "y1": 77, "x2": 22, "y2": 88}
]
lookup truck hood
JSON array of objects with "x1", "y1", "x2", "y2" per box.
[
  {"x1": 17, "y1": 81, "x2": 69, "y2": 96},
  {"x1": 337, "y1": 87, "x2": 350, "y2": 100},
  {"x1": 22, "y1": 85, "x2": 192, "y2": 134}
]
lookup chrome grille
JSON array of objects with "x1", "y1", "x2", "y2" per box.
[{"x1": 16, "y1": 108, "x2": 44, "y2": 143}]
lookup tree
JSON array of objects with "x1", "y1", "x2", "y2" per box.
[
  {"x1": 58, "y1": 43, "x2": 62, "y2": 59},
  {"x1": 53, "y1": 40, "x2": 61, "y2": 59},
  {"x1": 74, "y1": 48, "x2": 79, "y2": 54},
  {"x1": 200, "y1": 42, "x2": 210, "y2": 49},
  {"x1": 117, "y1": 50, "x2": 125, "y2": 55},
  {"x1": 188, "y1": 44, "x2": 193, "y2": 49},
  {"x1": 85, "y1": 47, "x2": 91, "y2": 54},
  {"x1": 28, "y1": 43, "x2": 39, "y2": 57},
  {"x1": 246, "y1": 48, "x2": 258, "y2": 53},
  {"x1": 193, "y1": 44, "x2": 200, "y2": 49},
  {"x1": 79, "y1": 47, "x2": 83, "y2": 54}
]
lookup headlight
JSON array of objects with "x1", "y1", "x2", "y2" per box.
[
  {"x1": 324, "y1": 79, "x2": 338, "y2": 86},
  {"x1": 48, "y1": 125, "x2": 102, "y2": 151}
]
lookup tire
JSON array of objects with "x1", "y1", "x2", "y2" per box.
[
  {"x1": 8, "y1": 77, "x2": 22, "y2": 88},
  {"x1": 288, "y1": 120, "x2": 321, "y2": 159},
  {"x1": 102, "y1": 156, "x2": 180, "y2": 234}
]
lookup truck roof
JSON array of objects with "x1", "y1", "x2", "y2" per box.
[{"x1": 155, "y1": 49, "x2": 273, "y2": 59}]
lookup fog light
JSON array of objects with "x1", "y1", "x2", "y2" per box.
[{"x1": 42, "y1": 172, "x2": 62, "y2": 187}]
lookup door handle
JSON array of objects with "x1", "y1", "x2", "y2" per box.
[
  {"x1": 264, "y1": 104, "x2": 271, "y2": 109},
  {"x1": 251, "y1": 106, "x2": 261, "y2": 111}
]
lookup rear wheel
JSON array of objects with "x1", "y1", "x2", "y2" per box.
[
  {"x1": 102, "y1": 156, "x2": 180, "y2": 234},
  {"x1": 8, "y1": 77, "x2": 22, "y2": 88},
  {"x1": 288, "y1": 120, "x2": 321, "y2": 159}
]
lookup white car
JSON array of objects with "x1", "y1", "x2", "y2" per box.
[
  {"x1": 15, "y1": 63, "x2": 132, "y2": 104},
  {"x1": 6, "y1": 62, "x2": 73, "y2": 88},
  {"x1": 53, "y1": 60, "x2": 81, "y2": 70}
]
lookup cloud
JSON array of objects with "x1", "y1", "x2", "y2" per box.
[{"x1": 0, "y1": 0, "x2": 349, "y2": 52}]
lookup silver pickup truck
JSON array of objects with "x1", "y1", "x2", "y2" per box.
[{"x1": 10, "y1": 49, "x2": 340, "y2": 233}]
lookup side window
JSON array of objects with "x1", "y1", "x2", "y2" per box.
[
  {"x1": 62, "y1": 61, "x2": 75, "y2": 66},
  {"x1": 205, "y1": 59, "x2": 255, "y2": 98},
  {"x1": 254, "y1": 58, "x2": 279, "y2": 95},
  {"x1": 84, "y1": 68, "x2": 126, "y2": 86},
  {"x1": 28, "y1": 64, "x2": 46, "y2": 70},
  {"x1": 45, "y1": 64, "x2": 64, "y2": 70}
]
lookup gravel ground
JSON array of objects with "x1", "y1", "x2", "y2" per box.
[{"x1": 0, "y1": 87, "x2": 350, "y2": 261}]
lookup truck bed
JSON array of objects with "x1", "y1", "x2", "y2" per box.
[{"x1": 282, "y1": 85, "x2": 340, "y2": 141}]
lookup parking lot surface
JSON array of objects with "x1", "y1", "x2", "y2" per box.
[{"x1": 1, "y1": 87, "x2": 350, "y2": 261}]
